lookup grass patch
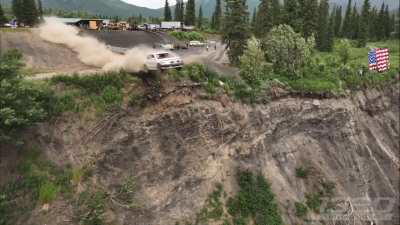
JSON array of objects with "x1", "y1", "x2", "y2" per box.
[
  {"x1": 38, "y1": 181, "x2": 59, "y2": 203},
  {"x1": 226, "y1": 171, "x2": 283, "y2": 225},
  {"x1": 305, "y1": 192, "x2": 323, "y2": 213},
  {"x1": 295, "y1": 202, "x2": 308, "y2": 218},
  {"x1": 50, "y1": 72, "x2": 137, "y2": 114},
  {"x1": 71, "y1": 166, "x2": 92, "y2": 186},
  {"x1": 168, "y1": 64, "x2": 221, "y2": 96},
  {"x1": 0, "y1": 28, "x2": 31, "y2": 33},
  {"x1": 169, "y1": 31, "x2": 205, "y2": 41},
  {"x1": 21, "y1": 67, "x2": 52, "y2": 76},
  {"x1": 113, "y1": 174, "x2": 138, "y2": 209},
  {"x1": 51, "y1": 72, "x2": 127, "y2": 94},
  {"x1": 75, "y1": 190, "x2": 107, "y2": 225},
  {"x1": 316, "y1": 39, "x2": 400, "y2": 69},
  {"x1": 196, "y1": 183, "x2": 225, "y2": 223}
]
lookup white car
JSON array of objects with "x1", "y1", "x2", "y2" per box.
[
  {"x1": 189, "y1": 40, "x2": 205, "y2": 47},
  {"x1": 160, "y1": 43, "x2": 175, "y2": 50},
  {"x1": 145, "y1": 52, "x2": 184, "y2": 71}
]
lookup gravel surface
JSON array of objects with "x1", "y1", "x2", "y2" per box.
[{"x1": 1, "y1": 29, "x2": 238, "y2": 78}]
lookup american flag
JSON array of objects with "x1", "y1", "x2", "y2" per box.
[{"x1": 368, "y1": 48, "x2": 390, "y2": 72}]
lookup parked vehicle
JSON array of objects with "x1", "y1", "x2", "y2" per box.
[
  {"x1": 173, "y1": 41, "x2": 188, "y2": 49},
  {"x1": 161, "y1": 21, "x2": 182, "y2": 30},
  {"x1": 145, "y1": 52, "x2": 184, "y2": 71},
  {"x1": 160, "y1": 43, "x2": 175, "y2": 50},
  {"x1": 189, "y1": 40, "x2": 205, "y2": 47}
]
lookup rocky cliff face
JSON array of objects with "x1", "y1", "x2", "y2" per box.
[{"x1": 7, "y1": 84, "x2": 399, "y2": 225}]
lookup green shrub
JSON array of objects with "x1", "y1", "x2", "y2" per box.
[
  {"x1": 335, "y1": 39, "x2": 351, "y2": 65},
  {"x1": 262, "y1": 25, "x2": 315, "y2": 76},
  {"x1": 51, "y1": 72, "x2": 129, "y2": 113},
  {"x1": 169, "y1": 31, "x2": 205, "y2": 41},
  {"x1": 295, "y1": 202, "x2": 308, "y2": 218},
  {"x1": 295, "y1": 167, "x2": 310, "y2": 179},
  {"x1": 239, "y1": 37, "x2": 271, "y2": 88},
  {"x1": 101, "y1": 86, "x2": 123, "y2": 106},
  {"x1": 0, "y1": 50, "x2": 59, "y2": 142},
  {"x1": 76, "y1": 190, "x2": 107, "y2": 225},
  {"x1": 289, "y1": 77, "x2": 343, "y2": 95},
  {"x1": 71, "y1": 167, "x2": 92, "y2": 186},
  {"x1": 226, "y1": 171, "x2": 283, "y2": 225},
  {"x1": 197, "y1": 183, "x2": 225, "y2": 223},
  {"x1": 39, "y1": 182, "x2": 59, "y2": 203}
]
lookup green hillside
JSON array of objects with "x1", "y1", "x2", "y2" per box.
[
  {"x1": 161, "y1": 0, "x2": 399, "y2": 18},
  {"x1": 2, "y1": 0, "x2": 162, "y2": 17}
]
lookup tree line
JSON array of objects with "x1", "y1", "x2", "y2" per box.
[
  {"x1": 10, "y1": 0, "x2": 43, "y2": 26},
  {"x1": 220, "y1": 0, "x2": 399, "y2": 64},
  {"x1": 161, "y1": 0, "x2": 398, "y2": 57},
  {"x1": 0, "y1": 0, "x2": 43, "y2": 26},
  {"x1": 164, "y1": 0, "x2": 198, "y2": 26}
]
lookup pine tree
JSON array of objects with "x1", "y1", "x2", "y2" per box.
[
  {"x1": 394, "y1": 8, "x2": 400, "y2": 39},
  {"x1": 20, "y1": 0, "x2": 39, "y2": 26},
  {"x1": 251, "y1": 7, "x2": 257, "y2": 32},
  {"x1": 222, "y1": 0, "x2": 250, "y2": 65},
  {"x1": 180, "y1": 1, "x2": 185, "y2": 21},
  {"x1": 212, "y1": 0, "x2": 222, "y2": 31},
  {"x1": 342, "y1": 0, "x2": 352, "y2": 38},
  {"x1": 175, "y1": 0, "x2": 185, "y2": 22},
  {"x1": 350, "y1": 4, "x2": 359, "y2": 39},
  {"x1": 390, "y1": 13, "x2": 396, "y2": 37},
  {"x1": 211, "y1": 13, "x2": 216, "y2": 29},
  {"x1": 37, "y1": 0, "x2": 43, "y2": 21},
  {"x1": 12, "y1": 0, "x2": 24, "y2": 22},
  {"x1": 325, "y1": 12, "x2": 335, "y2": 52},
  {"x1": 185, "y1": 0, "x2": 196, "y2": 26},
  {"x1": 198, "y1": 5, "x2": 203, "y2": 28},
  {"x1": 271, "y1": 0, "x2": 281, "y2": 26},
  {"x1": 299, "y1": 0, "x2": 318, "y2": 40},
  {"x1": 283, "y1": 0, "x2": 300, "y2": 32},
  {"x1": 254, "y1": 0, "x2": 273, "y2": 38},
  {"x1": 316, "y1": 0, "x2": 329, "y2": 51},
  {"x1": 164, "y1": 0, "x2": 172, "y2": 21},
  {"x1": 383, "y1": 5, "x2": 391, "y2": 38},
  {"x1": 0, "y1": 3, "x2": 7, "y2": 25},
  {"x1": 369, "y1": 7, "x2": 378, "y2": 40},
  {"x1": 333, "y1": 6, "x2": 342, "y2": 37},
  {"x1": 376, "y1": 3, "x2": 385, "y2": 40},
  {"x1": 358, "y1": 0, "x2": 370, "y2": 47},
  {"x1": 174, "y1": 0, "x2": 181, "y2": 21}
]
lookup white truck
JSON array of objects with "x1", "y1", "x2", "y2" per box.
[
  {"x1": 145, "y1": 24, "x2": 160, "y2": 31},
  {"x1": 145, "y1": 52, "x2": 184, "y2": 71},
  {"x1": 161, "y1": 21, "x2": 182, "y2": 30},
  {"x1": 189, "y1": 40, "x2": 205, "y2": 47}
]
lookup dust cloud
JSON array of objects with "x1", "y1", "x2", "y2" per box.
[{"x1": 38, "y1": 18, "x2": 154, "y2": 72}]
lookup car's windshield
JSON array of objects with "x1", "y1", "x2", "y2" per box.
[{"x1": 156, "y1": 53, "x2": 171, "y2": 59}]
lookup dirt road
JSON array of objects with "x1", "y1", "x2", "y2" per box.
[
  {"x1": 1, "y1": 29, "x2": 237, "y2": 78},
  {"x1": 0, "y1": 30, "x2": 94, "y2": 73}
]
